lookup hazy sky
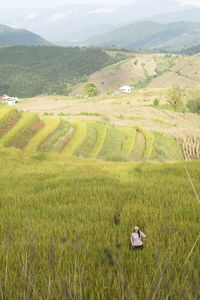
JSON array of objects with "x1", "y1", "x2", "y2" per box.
[
  {"x1": 0, "y1": 0, "x2": 133, "y2": 8},
  {"x1": 0, "y1": 0, "x2": 200, "y2": 8}
]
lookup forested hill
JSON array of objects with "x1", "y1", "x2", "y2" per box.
[
  {"x1": 0, "y1": 46, "x2": 120, "y2": 97},
  {"x1": 182, "y1": 44, "x2": 200, "y2": 55},
  {"x1": 0, "y1": 25, "x2": 51, "y2": 46}
]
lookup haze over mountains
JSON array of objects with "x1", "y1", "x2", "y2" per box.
[
  {"x1": 82, "y1": 21, "x2": 200, "y2": 52},
  {"x1": 1, "y1": 0, "x2": 199, "y2": 44}
]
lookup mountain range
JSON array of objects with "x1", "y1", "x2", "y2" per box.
[
  {"x1": 0, "y1": 1, "x2": 194, "y2": 43},
  {"x1": 82, "y1": 21, "x2": 200, "y2": 52},
  {"x1": 0, "y1": 25, "x2": 51, "y2": 47}
]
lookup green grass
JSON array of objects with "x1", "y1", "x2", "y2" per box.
[
  {"x1": 58, "y1": 112, "x2": 104, "y2": 117},
  {"x1": 128, "y1": 116, "x2": 146, "y2": 121},
  {"x1": 151, "y1": 131, "x2": 184, "y2": 161},
  {"x1": 24, "y1": 117, "x2": 60, "y2": 153},
  {"x1": 87, "y1": 122, "x2": 107, "y2": 158},
  {"x1": 0, "y1": 106, "x2": 14, "y2": 121},
  {"x1": 0, "y1": 149, "x2": 199, "y2": 299},
  {"x1": 74, "y1": 121, "x2": 97, "y2": 158},
  {"x1": 141, "y1": 130, "x2": 155, "y2": 158},
  {"x1": 154, "y1": 55, "x2": 182, "y2": 76},
  {"x1": 62, "y1": 120, "x2": 87, "y2": 156},
  {"x1": 0, "y1": 112, "x2": 38, "y2": 147},
  {"x1": 98, "y1": 124, "x2": 127, "y2": 161},
  {"x1": 119, "y1": 127, "x2": 136, "y2": 154}
]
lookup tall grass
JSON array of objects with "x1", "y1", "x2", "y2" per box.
[
  {"x1": 87, "y1": 122, "x2": 107, "y2": 158},
  {"x1": 0, "y1": 107, "x2": 14, "y2": 121},
  {"x1": 74, "y1": 121, "x2": 97, "y2": 158},
  {"x1": 142, "y1": 130, "x2": 155, "y2": 158},
  {"x1": 0, "y1": 112, "x2": 38, "y2": 147},
  {"x1": 0, "y1": 149, "x2": 199, "y2": 299},
  {"x1": 62, "y1": 120, "x2": 87, "y2": 155},
  {"x1": 98, "y1": 124, "x2": 126, "y2": 161},
  {"x1": 24, "y1": 117, "x2": 60, "y2": 153},
  {"x1": 40, "y1": 119, "x2": 71, "y2": 152},
  {"x1": 120, "y1": 127, "x2": 137, "y2": 154}
]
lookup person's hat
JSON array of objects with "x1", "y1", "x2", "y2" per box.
[{"x1": 134, "y1": 226, "x2": 139, "y2": 230}]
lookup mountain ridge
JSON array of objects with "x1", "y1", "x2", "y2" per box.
[{"x1": 0, "y1": 24, "x2": 51, "y2": 47}]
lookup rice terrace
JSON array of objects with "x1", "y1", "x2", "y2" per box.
[
  {"x1": 0, "y1": 5, "x2": 200, "y2": 298},
  {"x1": 0, "y1": 85, "x2": 200, "y2": 299}
]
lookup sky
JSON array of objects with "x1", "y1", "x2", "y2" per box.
[
  {"x1": 0, "y1": 0, "x2": 133, "y2": 8},
  {"x1": 0, "y1": 0, "x2": 200, "y2": 8}
]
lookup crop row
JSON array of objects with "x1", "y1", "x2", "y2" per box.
[
  {"x1": 24, "y1": 117, "x2": 60, "y2": 153},
  {"x1": 175, "y1": 135, "x2": 200, "y2": 161},
  {"x1": 0, "y1": 108, "x2": 189, "y2": 162},
  {"x1": 0, "y1": 112, "x2": 38, "y2": 147}
]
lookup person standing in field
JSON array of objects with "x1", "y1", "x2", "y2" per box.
[{"x1": 130, "y1": 226, "x2": 146, "y2": 250}]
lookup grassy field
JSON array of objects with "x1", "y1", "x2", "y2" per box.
[{"x1": 0, "y1": 148, "x2": 199, "y2": 299}]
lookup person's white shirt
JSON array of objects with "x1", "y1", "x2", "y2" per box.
[{"x1": 131, "y1": 231, "x2": 146, "y2": 246}]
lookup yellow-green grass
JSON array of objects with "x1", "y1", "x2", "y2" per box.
[
  {"x1": 0, "y1": 148, "x2": 199, "y2": 299},
  {"x1": 74, "y1": 121, "x2": 98, "y2": 158},
  {"x1": 0, "y1": 112, "x2": 38, "y2": 147},
  {"x1": 24, "y1": 117, "x2": 60, "y2": 153},
  {"x1": 62, "y1": 120, "x2": 87, "y2": 155},
  {"x1": 151, "y1": 131, "x2": 183, "y2": 161},
  {"x1": 87, "y1": 122, "x2": 107, "y2": 158},
  {"x1": 98, "y1": 124, "x2": 127, "y2": 161},
  {"x1": 142, "y1": 130, "x2": 155, "y2": 158},
  {"x1": 119, "y1": 127, "x2": 137, "y2": 154},
  {"x1": 0, "y1": 106, "x2": 14, "y2": 121}
]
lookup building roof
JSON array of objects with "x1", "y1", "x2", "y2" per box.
[{"x1": 119, "y1": 86, "x2": 131, "y2": 89}]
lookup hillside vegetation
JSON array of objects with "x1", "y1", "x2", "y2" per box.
[
  {"x1": 148, "y1": 53, "x2": 200, "y2": 88},
  {"x1": 0, "y1": 148, "x2": 199, "y2": 299},
  {"x1": 83, "y1": 21, "x2": 200, "y2": 53},
  {"x1": 0, "y1": 24, "x2": 50, "y2": 47},
  {"x1": 0, "y1": 46, "x2": 120, "y2": 97},
  {"x1": 71, "y1": 53, "x2": 182, "y2": 95}
]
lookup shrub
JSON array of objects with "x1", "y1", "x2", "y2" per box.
[
  {"x1": 153, "y1": 98, "x2": 159, "y2": 107},
  {"x1": 84, "y1": 82, "x2": 98, "y2": 97},
  {"x1": 187, "y1": 99, "x2": 200, "y2": 114}
]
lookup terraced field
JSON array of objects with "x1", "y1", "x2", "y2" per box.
[{"x1": 0, "y1": 108, "x2": 189, "y2": 162}]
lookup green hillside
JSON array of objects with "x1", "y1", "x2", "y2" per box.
[
  {"x1": 83, "y1": 21, "x2": 200, "y2": 52},
  {"x1": 0, "y1": 46, "x2": 120, "y2": 97},
  {"x1": 0, "y1": 24, "x2": 51, "y2": 47}
]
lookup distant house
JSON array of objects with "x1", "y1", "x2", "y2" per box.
[
  {"x1": 7, "y1": 97, "x2": 19, "y2": 106},
  {"x1": 0, "y1": 94, "x2": 10, "y2": 101},
  {"x1": 0, "y1": 94, "x2": 19, "y2": 105},
  {"x1": 119, "y1": 86, "x2": 134, "y2": 93}
]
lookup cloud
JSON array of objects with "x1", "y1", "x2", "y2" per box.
[
  {"x1": 86, "y1": 8, "x2": 115, "y2": 14},
  {"x1": 48, "y1": 9, "x2": 76, "y2": 22},
  {"x1": 177, "y1": 0, "x2": 200, "y2": 6},
  {"x1": 49, "y1": 13, "x2": 68, "y2": 21},
  {"x1": 24, "y1": 13, "x2": 38, "y2": 20}
]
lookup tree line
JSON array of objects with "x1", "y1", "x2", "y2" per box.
[{"x1": 0, "y1": 46, "x2": 120, "y2": 98}]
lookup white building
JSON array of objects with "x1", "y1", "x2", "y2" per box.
[
  {"x1": 119, "y1": 86, "x2": 134, "y2": 93},
  {"x1": 7, "y1": 97, "x2": 19, "y2": 106}
]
